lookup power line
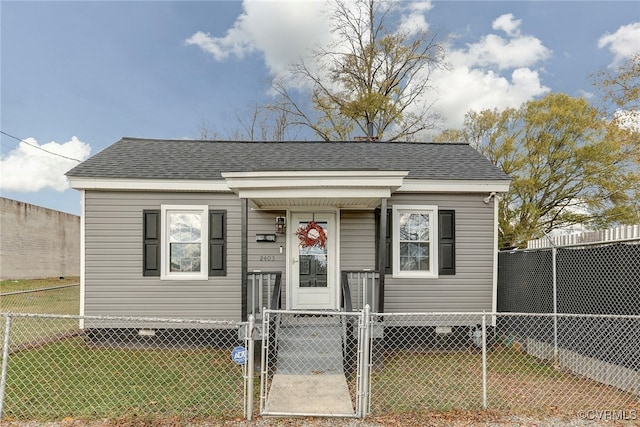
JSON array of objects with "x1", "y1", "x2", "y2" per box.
[{"x1": 0, "y1": 130, "x2": 83, "y2": 162}]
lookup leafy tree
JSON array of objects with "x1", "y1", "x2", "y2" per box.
[
  {"x1": 593, "y1": 53, "x2": 640, "y2": 112},
  {"x1": 272, "y1": 0, "x2": 447, "y2": 141},
  {"x1": 592, "y1": 53, "x2": 640, "y2": 166},
  {"x1": 439, "y1": 93, "x2": 640, "y2": 249}
]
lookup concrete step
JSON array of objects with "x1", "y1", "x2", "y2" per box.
[
  {"x1": 275, "y1": 321, "x2": 346, "y2": 375},
  {"x1": 277, "y1": 338, "x2": 341, "y2": 353},
  {"x1": 275, "y1": 353, "x2": 344, "y2": 375}
]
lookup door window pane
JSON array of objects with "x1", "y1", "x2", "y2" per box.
[{"x1": 298, "y1": 221, "x2": 328, "y2": 288}]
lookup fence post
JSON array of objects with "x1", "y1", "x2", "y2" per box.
[
  {"x1": 358, "y1": 304, "x2": 371, "y2": 418},
  {"x1": 552, "y1": 246, "x2": 559, "y2": 367},
  {"x1": 0, "y1": 314, "x2": 12, "y2": 419},
  {"x1": 258, "y1": 310, "x2": 269, "y2": 415},
  {"x1": 481, "y1": 312, "x2": 487, "y2": 410},
  {"x1": 246, "y1": 315, "x2": 255, "y2": 421},
  {"x1": 362, "y1": 276, "x2": 367, "y2": 311}
]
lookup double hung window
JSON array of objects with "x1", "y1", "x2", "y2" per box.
[
  {"x1": 392, "y1": 205, "x2": 438, "y2": 278},
  {"x1": 143, "y1": 206, "x2": 226, "y2": 279},
  {"x1": 162, "y1": 206, "x2": 208, "y2": 280}
]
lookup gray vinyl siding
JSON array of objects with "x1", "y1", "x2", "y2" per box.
[
  {"x1": 384, "y1": 193, "x2": 496, "y2": 313},
  {"x1": 247, "y1": 209, "x2": 287, "y2": 309},
  {"x1": 84, "y1": 190, "x2": 496, "y2": 320},
  {"x1": 247, "y1": 209, "x2": 287, "y2": 273},
  {"x1": 340, "y1": 211, "x2": 376, "y2": 271},
  {"x1": 336, "y1": 196, "x2": 496, "y2": 313},
  {"x1": 84, "y1": 191, "x2": 242, "y2": 321}
]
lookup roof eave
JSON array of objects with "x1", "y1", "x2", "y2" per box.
[{"x1": 397, "y1": 179, "x2": 511, "y2": 193}]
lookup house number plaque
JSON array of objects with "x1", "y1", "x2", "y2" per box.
[{"x1": 259, "y1": 255, "x2": 276, "y2": 262}]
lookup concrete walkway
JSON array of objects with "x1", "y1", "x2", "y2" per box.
[
  {"x1": 264, "y1": 315, "x2": 355, "y2": 416},
  {"x1": 264, "y1": 373, "x2": 355, "y2": 415}
]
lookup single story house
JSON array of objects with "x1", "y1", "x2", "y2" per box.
[{"x1": 66, "y1": 138, "x2": 510, "y2": 326}]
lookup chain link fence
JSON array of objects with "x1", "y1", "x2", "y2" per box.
[
  {"x1": 498, "y1": 238, "x2": 640, "y2": 316},
  {"x1": 368, "y1": 312, "x2": 638, "y2": 417},
  {"x1": 496, "y1": 238, "x2": 639, "y2": 402},
  {"x1": 369, "y1": 312, "x2": 485, "y2": 413},
  {"x1": 0, "y1": 284, "x2": 79, "y2": 315},
  {"x1": 0, "y1": 313, "x2": 251, "y2": 421},
  {"x1": 1, "y1": 310, "x2": 638, "y2": 422}
]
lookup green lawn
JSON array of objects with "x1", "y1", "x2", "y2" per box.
[
  {"x1": 2, "y1": 337, "x2": 245, "y2": 421},
  {"x1": 370, "y1": 347, "x2": 638, "y2": 416},
  {"x1": 2, "y1": 336, "x2": 637, "y2": 422},
  {"x1": 0, "y1": 277, "x2": 80, "y2": 293},
  {"x1": 1, "y1": 277, "x2": 80, "y2": 316},
  {"x1": 1, "y1": 280, "x2": 80, "y2": 349}
]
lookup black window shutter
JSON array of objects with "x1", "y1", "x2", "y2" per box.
[
  {"x1": 375, "y1": 208, "x2": 393, "y2": 274},
  {"x1": 438, "y1": 210, "x2": 456, "y2": 275},
  {"x1": 209, "y1": 210, "x2": 226, "y2": 276},
  {"x1": 143, "y1": 210, "x2": 160, "y2": 276}
]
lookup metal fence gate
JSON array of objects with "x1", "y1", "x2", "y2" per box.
[{"x1": 259, "y1": 308, "x2": 368, "y2": 417}]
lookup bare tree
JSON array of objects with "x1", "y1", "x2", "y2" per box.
[
  {"x1": 272, "y1": 0, "x2": 447, "y2": 141},
  {"x1": 198, "y1": 101, "x2": 301, "y2": 142}
]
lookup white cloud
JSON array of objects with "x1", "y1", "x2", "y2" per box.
[
  {"x1": 432, "y1": 13, "x2": 551, "y2": 129},
  {"x1": 430, "y1": 66, "x2": 549, "y2": 129},
  {"x1": 577, "y1": 89, "x2": 594, "y2": 100},
  {"x1": 462, "y1": 33, "x2": 551, "y2": 70},
  {"x1": 492, "y1": 13, "x2": 521, "y2": 37},
  {"x1": 185, "y1": 0, "x2": 331, "y2": 77},
  {"x1": 397, "y1": 0, "x2": 433, "y2": 35},
  {"x1": 0, "y1": 137, "x2": 91, "y2": 192},
  {"x1": 398, "y1": 12, "x2": 429, "y2": 36},
  {"x1": 598, "y1": 22, "x2": 640, "y2": 66},
  {"x1": 187, "y1": 2, "x2": 551, "y2": 133}
]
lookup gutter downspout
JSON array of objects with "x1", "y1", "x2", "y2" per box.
[
  {"x1": 377, "y1": 198, "x2": 387, "y2": 313},
  {"x1": 241, "y1": 198, "x2": 248, "y2": 321}
]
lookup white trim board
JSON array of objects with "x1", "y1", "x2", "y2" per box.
[{"x1": 69, "y1": 175, "x2": 510, "y2": 194}]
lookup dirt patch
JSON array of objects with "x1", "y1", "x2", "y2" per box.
[{"x1": 3, "y1": 410, "x2": 640, "y2": 427}]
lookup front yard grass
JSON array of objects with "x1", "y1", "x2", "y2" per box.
[
  {"x1": 1, "y1": 336, "x2": 637, "y2": 422},
  {"x1": 2, "y1": 336, "x2": 245, "y2": 421},
  {"x1": 370, "y1": 346, "x2": 639, "y2": 416},
  {"x1": 0, "y1": 277, "x2": 80, "y2": 315},
  {"x1": 0, "y1": 277, "x2": 80, "y2": 293}
]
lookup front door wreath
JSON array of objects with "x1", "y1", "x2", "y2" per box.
[{"x1": 295, "y1": 221, "x2": 327, "y2": 249}]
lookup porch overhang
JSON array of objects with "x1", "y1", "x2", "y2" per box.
[{"x1": 222, "y1": 171, "x2": 408, "y2": 209}]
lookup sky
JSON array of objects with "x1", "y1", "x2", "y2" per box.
[{"x1": 1, "y1": 0, "x2": 639, "y2": 216}]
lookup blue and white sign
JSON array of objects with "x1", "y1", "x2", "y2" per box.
[{"x1": 231, "y1": 346, "x2": 248, "y2": 365}]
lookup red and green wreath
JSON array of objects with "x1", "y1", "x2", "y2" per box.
[{"x1": 295, "y1": 221, "x2": 327, "y2": 249}]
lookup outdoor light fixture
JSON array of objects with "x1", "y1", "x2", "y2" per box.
[
  {"x1": 483, "y1": 192, "x2": 497, "y2": 204},
  {"x1": 276, "y1": 216, "x2": 286, "y2": 234}
]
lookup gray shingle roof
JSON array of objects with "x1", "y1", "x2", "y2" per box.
[{"x1": 66, "y1": 137, "x2": 510, "y2": 181}]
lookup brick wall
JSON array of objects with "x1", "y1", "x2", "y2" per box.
[{"x1": 0, "y1": 197, "x2": 80, "y2": 280}]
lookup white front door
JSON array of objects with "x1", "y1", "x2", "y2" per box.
[{"x1": 289, "y1": 212, "x2": 338, "y2": 310}]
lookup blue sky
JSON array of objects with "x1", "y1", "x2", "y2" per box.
[{"x1": 1, "y1": 0, "x2": 639, "y2": 216}]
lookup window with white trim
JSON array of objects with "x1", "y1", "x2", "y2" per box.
[
  {"x1": 392, "y1": 205, "x2": 438, "y2": 278},
  {"x1": 161, "y1": 205, "x2": 208, "y2": 280}
]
